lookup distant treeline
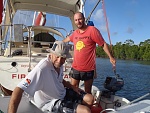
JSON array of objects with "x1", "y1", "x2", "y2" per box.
[{"x1": 96, "y1": 39, "x2": 150, "y2": 61}]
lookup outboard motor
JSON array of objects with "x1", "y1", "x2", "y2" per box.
[
  {"x1": 102, "y1": 73, "x2": 124, "y2": 98},
  {"x1": 104, "y1": 75, "x2": 124, "y2": 92}
]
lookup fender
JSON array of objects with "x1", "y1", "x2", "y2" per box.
[
  {"x1": 0, "y1": 0, "x2": 3, "y2": 24},
  {"x1": 34, "y1": 12, "x2": 46, "y2": 26}
]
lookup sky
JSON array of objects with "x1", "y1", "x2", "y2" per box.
[
  {"x1": 83, "y1": 0, "x2": 150, "y2": 45},
  {"x1": 56, "y1": 0, "x2": 150, "y2": 45},
  {"x1": 12, "y1": 0, "x2": 150, "y2": 45}
]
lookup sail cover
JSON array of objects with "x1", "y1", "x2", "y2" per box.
[{"x1": 0, "y1": 0, "x2": 3, "y2": 24}]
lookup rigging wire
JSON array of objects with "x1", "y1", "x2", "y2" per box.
[
  {"x1": 86, "y1": 0, "x2": 101, "y2": 23},
  {"x1": 102, "y1": 0, "x2": 116, "y2": 72},
  {"x1": 102, "y1": 0, "x2": 113, "y2": 53}
]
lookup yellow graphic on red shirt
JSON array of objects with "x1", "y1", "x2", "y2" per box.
[{"x1": 76, "y1": 41, "x2": 85, "y2": 51}]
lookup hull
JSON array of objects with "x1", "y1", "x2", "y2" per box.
[
  {"x1": 1, "y1": 94, "x2": 150, "y2": 113},
  {"x1": 0, "y1": 56, "x2": 43, "y2": 91},
  {"x1": 0, "y1": 96, "x2": 43, "y2": 113},
  {"x1": 0, "y1": 88, "x2": 130, "y2": 113},
  {"x1": 109, "y1": 100, "x2": 150, "y2": 113},
  {"x1": 0, "y1": 56, "x2": 74, "y2": 92}
]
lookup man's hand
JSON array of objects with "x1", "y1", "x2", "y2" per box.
[
  {"x1": 110, "y1": 57, "x2": 116, "y2": 66},
  {"x1": 63, "y1": 79, "x2": 85, "y2": 95},
  {"x1": 72, "y1": 85, "x2": 84, "y2": 95}
]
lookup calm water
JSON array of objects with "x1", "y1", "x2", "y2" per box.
[{"x1": 94, "y1": 58, "x2": 150, "y2": 101}]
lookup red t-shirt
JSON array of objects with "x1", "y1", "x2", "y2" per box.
[{"x1": 70, "y1": 26, "x2": 105, "y2": 71}]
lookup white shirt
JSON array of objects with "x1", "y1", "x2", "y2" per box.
[{"x1": 17, "y1": 55, "x2": 66, "y2": 108}]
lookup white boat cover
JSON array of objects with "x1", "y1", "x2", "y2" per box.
[
  {"x1": 2, "y1": 0, "x2": 83, "y2": 39},
  {"x1": 9, "y1": 0, "x2": 83, "y2": 17}
]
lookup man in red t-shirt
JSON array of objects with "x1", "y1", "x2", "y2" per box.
[{"x1": 63, "y1": 12, "x2": 116, "y2": 93}]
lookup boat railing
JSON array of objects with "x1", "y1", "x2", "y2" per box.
[
  {"x1": 1, "y1": 24, "x2": 72, "y2": 72},
  {"x1": 3, "y1": 40, "x2": 74, "y2": 57},
  {"x1": 23, "y1": 25, "x2": 68, "y2": 39},
  {"x1": 1, "y1": 24, "x2": 70, "y2": 56},
  {"x1": 0, "y1": 24, "x2": 27, "y2": 57},
  {"x1": 0, "y1": 24, "x2": 14, "y2": 56},
  {"x1": 25, "y1": 25, "x2": 70, "y2": 72}
]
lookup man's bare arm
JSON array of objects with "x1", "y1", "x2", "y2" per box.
[
  {"x1": 62, "y1": 80, "x2": 83, "y2": 94},
  {"x1": 63, "y1": 36, "x2": 70, "y2": 42},
  {"x1": 102, "y1": 42, "x2": 116, "y2": 66},
  {"x1": 8, "y1": 87, "x2": 24, "y2": 113}
]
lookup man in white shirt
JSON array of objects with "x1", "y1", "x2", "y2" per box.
[{"x1": 8, "y1": 41, "x2": 94, "y2": 113}]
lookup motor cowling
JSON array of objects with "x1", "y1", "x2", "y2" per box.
[{"x1": 104, "y1": 76, "x2": 124, "y2": 92}]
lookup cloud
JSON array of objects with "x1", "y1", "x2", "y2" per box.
[
  {"x1": 99, "y1": 25, "x2": 107, "y2": 32},
  {"x1": 92, "y1": 9, "x2": 104, "y2": 22},
  {"x1": 112, "y1": 32, "x2": 118, "y2": 36},
  {"x1": 137, "y1": 22, "x2": 143, "y2": 28},
  {"x1": 126, "y1": 27, "x2": 134, "y2": 34},
  {"x1": 131, "y1": 0, "x2": 138, "y2": 5},
  {"x1": 91, "y1": 9, "x2": 108, "y2": 32}
]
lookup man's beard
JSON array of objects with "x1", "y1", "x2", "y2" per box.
[
  {"x1": 77, "y1": 23, "x2": 84, "y2": 29},
  {"x1": 54, "y1": 63, "x2": 61, "y2": 68}
]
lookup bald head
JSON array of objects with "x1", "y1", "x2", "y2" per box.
[
  {"x1": 74, "y1": 12, "x2": 86, "y2": 29},
  {"x1": 74, "y1": 12, "x2": 84, "y2": 19}
]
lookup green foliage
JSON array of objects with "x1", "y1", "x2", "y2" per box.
[
  {"x1": 96, "y1": 46, "x2": 106, "y2": 57},
  {"x1": 96, "y1": 39, "x2": 150, "y2": 61}
]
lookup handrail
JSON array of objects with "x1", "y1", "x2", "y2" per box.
[
  {"x1": 27, "y1": 26, "x2": 32, "y2": 72},
  {"x1": 122, "y1": 92, "x2": 150, "y2": 106},
  {"x1": 23, "y1": 26, "x2": 68, "y2": 39}
]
